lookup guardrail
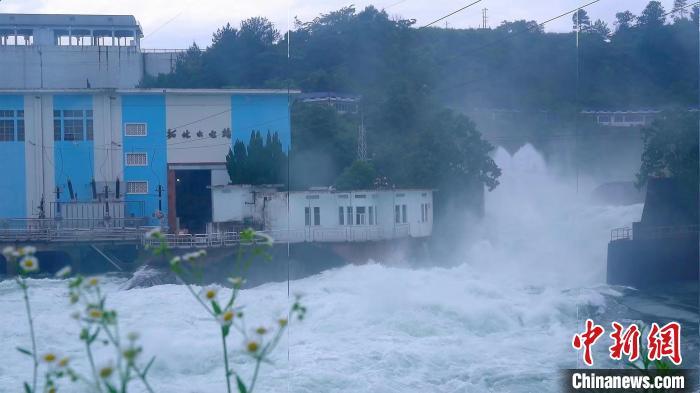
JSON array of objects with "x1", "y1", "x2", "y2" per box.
[
  {"x1": 0, "y1": 218, "x2": 147, "y2": 243},
  {"x1": 610, "y1": 225, "x2": 699, "y2": 241},
  {"x1": 143, "y1": 224, "x2": 416, "y2": 249}
]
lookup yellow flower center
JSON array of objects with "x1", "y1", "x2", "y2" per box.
[
  {"x1": 88, "y1": 309, "x2": 103, "y2": 319},
  {"x1": 99, "y1": 366, "x2": 113, "y2": 379},
  {"x1": 43, "y1": 353, "x2": 56, "y2": 363},
  {"x1": 58, "y1": 357, "x2": 69, "y2": 367},
  {"x1": 88, "y1": 278, "x2": 99, "y2": 286},
  {"x1": 246, "y1": 341, "x2": 260, "y2": 353},
  {"x1": 223, "y1": 311, "x2": 234, "y2": 322},
  {"x1": 206, "y1": 290, "x2": 216, "y2": 300}
]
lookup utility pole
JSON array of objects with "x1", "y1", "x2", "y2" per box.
[
  {"x1": 482, "y1": 8, "x2": 489, "y2": 29},
  {"x1": 357, "y1": 112, "x2": 368, "y2": 162}
]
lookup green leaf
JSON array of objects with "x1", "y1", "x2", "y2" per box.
[
  {"x1": 222, "y1": 324, "x2": 231, "y2": 338},
  {"x1": 23, "y1": 382, "x2": 32, "y2": 393},
  {"x1": 236, "y1": 375, "x2": 248, "y2": 393},
  {"x1": 212, "y1": 301, "x2": 222, "y2": 315},
  {"x1": 16, "y1": 347, "x2": 32, "y2": 356}
]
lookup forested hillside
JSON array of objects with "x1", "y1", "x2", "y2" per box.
[{"x1": 143, "y1": 1, "x2": 698, "y2": 208}]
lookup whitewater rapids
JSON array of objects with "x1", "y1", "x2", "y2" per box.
[{"x1": 0, "y1": 144, "x2": 655, "y2": 392}]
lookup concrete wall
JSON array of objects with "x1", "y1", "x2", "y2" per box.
[
  {"x1": 232, "y1": 94, "x2": 290, "y2": 151},
  {"x1": 166, "y1": 94, "x2": 232, "y2": 164},
  {"x1": 0, "y1": 46, "x2": 145, "y2": 88},
  {"x1": 0, "y1": 95, "x2": 26, "y2": 218},
  {"x1": 53, "y1": 94, "x2": 94, "y2": 201},
  {"x1": 607, "y1": 233, "x2": 698, "y2": 288},
  {"x1": 121, "y1": 94, "x2": 167, "y2": 224},
  {"x1": 143, "y1": 52, "x2": 177, "y2": 76}
]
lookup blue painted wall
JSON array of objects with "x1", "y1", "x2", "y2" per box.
[
  {"x1": 231, "y1": 94, "x2": 291, "y2": 151},
  {"x1": 121, "y1": 94, "x2": 167, "y2": 225},
  {"x1": 53, "y1": 95, "x2": 94, "y2": 202},
  {"x1": 0, "y1": 95, "x2": 25, "y2": 218}
]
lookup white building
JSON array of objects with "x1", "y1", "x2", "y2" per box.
[
  {"x1": 211, "y1": 185, "x2": 433, "y2": 243},
  {"x1": 0, "y1": 14, "x2": 178, "y2": 88}
]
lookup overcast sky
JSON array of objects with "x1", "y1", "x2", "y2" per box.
[{"x1": 0, "y1": 0, "x2": 679, "y2": 48}]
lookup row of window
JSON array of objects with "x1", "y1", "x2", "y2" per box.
[
  {"x1": 304, "y1": 205, "x2": 380, "y2": 227},
  {"x1": 54, "y1": 110, "x2": 93, "y2": 141},
  {"x1": 0, "y1": 111, "x2": 151, "y2": 142},
  {"x1": 338, "y1": 206, "x2": 377, "y2": 226},
  {"x1": 0, "y1": 110, "x2": 24, "y2": 142}
]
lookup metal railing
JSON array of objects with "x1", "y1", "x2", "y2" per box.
[
  {"x1": 143, "y1": 224, "x2": 418, "y2": 249},
  {"x1": 610, "y1": 225, "x2": 699, "y2": 241},
  {"x1": 0, "y1": 218, "x2": 147, "y2": 243},
  {"x1": 611, "y1": 227, "x2": 632, "y2": 241}
]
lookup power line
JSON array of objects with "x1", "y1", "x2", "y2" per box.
[{"x1": 421, "y1": 0, "x2": 484, "y2": 28}]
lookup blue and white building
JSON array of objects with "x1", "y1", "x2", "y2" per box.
[{"x1": 0, "y1": 88, "x2": 294, "y2": 231}]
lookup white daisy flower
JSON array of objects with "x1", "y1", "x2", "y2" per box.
[
  {"x1": 218, "y1": 309, "x2": 235, "y2": 326},
  {"x1": 199, "y1": 286, "x2": 218, "y2": 302},
  {"x1": 2, "y1": 246, "x2": 15, "y2": 259},
  {"x1": 169, "y1": 256, "x2": 181, "y2": 267},
  {"x1": 55, "y1": 266, "x2": 71, "y2": 278},
  {"x1": 19, "y1": 256, "x2": 39, "y2": 272}
]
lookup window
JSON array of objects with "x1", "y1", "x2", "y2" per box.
[
  {"x1": 305, "y1": 207, "x2": 311, "y2": 226},
  {"x1": 125, "y1": 153, "x2": 148, "y2": 166},
  {"x1": 54, "y1": 109, "x2": 93, "y2": 141},
  {"x1": 402, "y1": 204, "x2": 407, "y2": 223},
  {"x1": 395, "y1": 205, "x2": 401, "y2": 224},
  {"x1": 346, "y1": 206, "x2": 353, "y2": 226},
  {"x1": 125, "y1": 123, "x2": 147, "y2": 136},
  {"x1": 314, "y1": 207, "x2": 320, "y2": 226},
  {"x1": 338, "y1": 206, "x2": 344, "y2": 225},
  {"x1": 126, "y1": 181, "x2": 148, "y2": 194},
  {"x1": 356, "y1": 206, "x2": 366, "y2": 225},
  {"x1": 369, "y1": 206, "x2": 374, "y2": 225},
  {"x1": 0, "y1": 119, "x2": 13, "y2": 141},
  {"x1": 0, "y1": 110, "x2": 23, "y2": 142}
]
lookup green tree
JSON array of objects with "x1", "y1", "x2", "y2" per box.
[
  {"x1": 638, "y1": 1, "x2": 666, "y2": 28},
  {"x1": 226, "y1": 140, "x2": 248, "y2": 184},
  {"x1": 615, "y1": 11, "x2": 636, "y2": 31},
  {"x1": 572, "y1": 9, "x2": 591, "y2": 32},
  {"x1": 636, "y1": 111, "x2": 699, "y2": 194},
  {"x1": 590, "y1": 19, "x2": 611, "y2": 37},
  {"x1": 672, "y1": 0, "x2": 689, "y2": 21},
  {"x1": 334, "y1": 160, "x2": 378, "y2": 190}
]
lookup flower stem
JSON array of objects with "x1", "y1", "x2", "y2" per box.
[
  {"x1": 18, "y1": 278, "x2": 38, "y2": 393},
  {"x1": 248, "y1": 358, "x2": 262, "y2": 393},
  {"x1": 221, "y1": 329, "x2": 232, "y2": 393},
  {"x1": 85, "y1": 340, "x2": 103, "y2": 393},
  {"x1": 131, "y1": 364, "x2": 156, "y2": 393}
]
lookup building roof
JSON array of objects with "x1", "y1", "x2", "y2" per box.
[
  {"x1": 0, "y1": 88, "x2": 301, "y2": 95},
  {"x1": 0, "y1": 13, "x2": 142, "y2": 35}
]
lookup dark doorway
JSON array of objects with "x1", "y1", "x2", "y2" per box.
[{"x1": 175, "y1": 170, "x2": 212, "y2": 233}]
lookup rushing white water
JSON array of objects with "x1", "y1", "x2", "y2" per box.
[{"x1": 0, "y1": 144, "x2": 647, "y2": 392}]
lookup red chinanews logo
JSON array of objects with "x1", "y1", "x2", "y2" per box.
[{"x1": 572, "y1": 319, "x2": 681, "y2": 366}]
